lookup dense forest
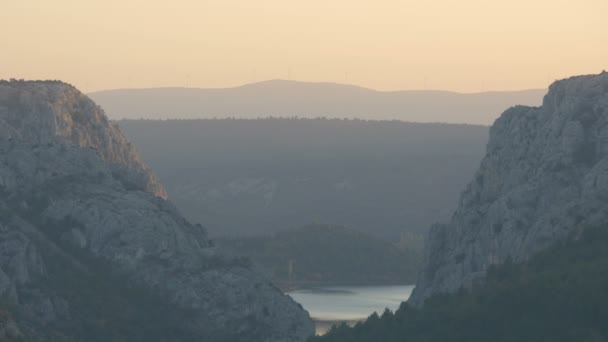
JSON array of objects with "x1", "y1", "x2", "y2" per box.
[
  {"x1": 311, "y1": 225, "x2": 608, "y2": 342},
  {"x1": 217, "y1": 224, "x2": 422, "y2": 288},
  {"x1": 119, "y1": 118, "x2": 488, "y2": 240}
]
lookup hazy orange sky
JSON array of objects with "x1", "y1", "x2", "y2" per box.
[{"x1": 1, "y1": 0, "x2": 607, "y2": 93}]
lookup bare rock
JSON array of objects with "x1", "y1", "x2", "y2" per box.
[
  {"x1": 0, "y1": 80, "x2": 313, "y2": 341},
  {"x1": 410, "y1": 72, "x2": 608, "y2": 306}
]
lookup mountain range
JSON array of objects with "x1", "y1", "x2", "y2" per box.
[{"x1": 89, "y1": 80, "x2": 545, "y2": 125}]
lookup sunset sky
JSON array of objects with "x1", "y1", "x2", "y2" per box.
[{"x1": 2, "y1": 0, "x2": 607, "y2": 92}]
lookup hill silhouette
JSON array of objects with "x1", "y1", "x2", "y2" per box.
[{"x1": 91, "y1": 80, "x2": 544, "y2": 125}]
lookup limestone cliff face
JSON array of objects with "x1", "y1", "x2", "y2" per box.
[
  {"x1": 0, "y1": 80, "x2": 313, "y2": 341},
  {"x1": 0, "y1": 80, "x2": 167, "y2": 198},
  {"x1": 410, "y1": 72, "x2": 608, "y2": 306}
]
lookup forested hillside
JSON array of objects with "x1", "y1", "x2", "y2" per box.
[
  {"x1": 120, "y1": 118, "x2": 488, "y2": 239},
  {"x1": 217, "y1": 224, "x2": 422, "y2": 288}
]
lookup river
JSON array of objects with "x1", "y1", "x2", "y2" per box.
[{"x1": 288, "y1": 285, "x2": 415, "y2": 335}]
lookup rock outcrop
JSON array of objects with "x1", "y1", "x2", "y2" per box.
[
  {"x1": 410, "y1": 72, "x2": 608, "y2": 306},
  {"x1": 0, "y1": 80, "x2": 167, "y2": 199},
  {"x1": 0, "y1": 80, "x2": 313, "y2": 341}
]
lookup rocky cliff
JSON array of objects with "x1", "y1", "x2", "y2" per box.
[
  {"x1": 410, "y1": 72, "x2": 608, "y2": 306},
  {"x1": 0, "y1": 80, "x2": 167, "y2": 199},
  {"x1": 0, "y1": 80, "x2": 313, "y2": 341}
]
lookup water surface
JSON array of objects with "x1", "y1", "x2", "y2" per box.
[{"x1": 288, "y1": 285, "x2": 414, "y2": 334}]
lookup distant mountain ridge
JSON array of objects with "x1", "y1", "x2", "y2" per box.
[{"x1": 90, "y1": 80, "x2": 545, "y2": 125}]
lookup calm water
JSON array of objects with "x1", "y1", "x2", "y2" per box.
[{"x1": 288, "y1": 285, "x2": 414, "y2": 334}]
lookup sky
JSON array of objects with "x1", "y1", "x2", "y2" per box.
[{"x1": 1, "y1": 0, "x2": 607, "y2": 93}]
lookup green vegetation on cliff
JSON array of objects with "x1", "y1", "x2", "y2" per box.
[{"x1": 312, "y1": 225, "x2": 608, "y2": 342}]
